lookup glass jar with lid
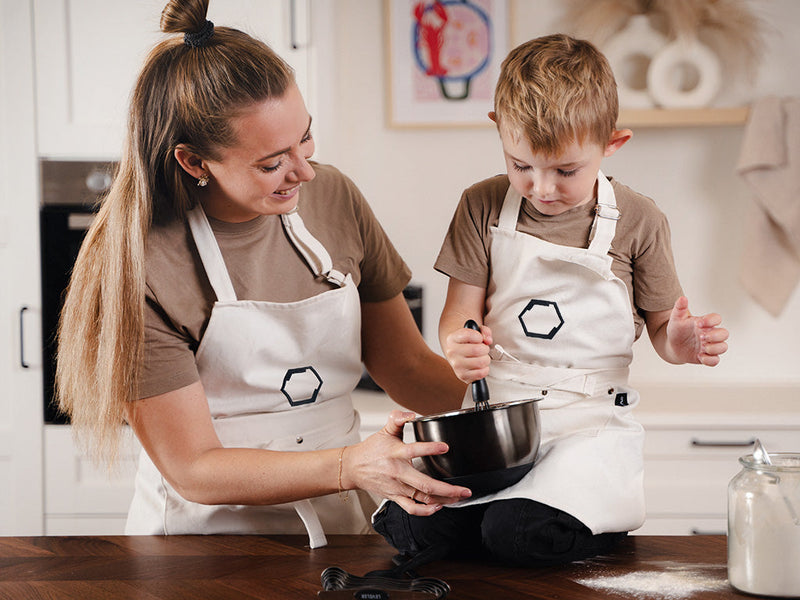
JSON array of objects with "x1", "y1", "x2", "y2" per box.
[{"x1": 728, "y1": 453, "x2": 800, "y2": 597}]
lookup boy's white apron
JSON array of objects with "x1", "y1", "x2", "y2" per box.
[
  {"x1": 126, "y1": 205, "x2": 370, "y2": 547},
  {"x1": 456, "y1": 172, "x2": 645, "y2": 535}
]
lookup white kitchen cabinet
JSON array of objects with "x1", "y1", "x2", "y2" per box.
[
  {"x1": 0, "y1": 0, "x2": 44, "y2": 536},
  {"x1": 635, "y1": 422, "x2": 800, "y2": 535},
  {"x1": 633, "y1": 386, "x2": 800, "y2": 536},
  {"x1": 44, "y1": 426, "x2": 141, "y2": 535},
  {"x1": 33, "y1": 0, "x2": 313, "y2": 159}
]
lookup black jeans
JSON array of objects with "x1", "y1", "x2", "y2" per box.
[{"x1": 373, "y1": 498, "x2": 627, "y2": 568}]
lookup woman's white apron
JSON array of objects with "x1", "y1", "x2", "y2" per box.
[
  {"x1": 456, "y1": 172, "x2": 645, "y2": 535},
  {"x1": 126, "y1": 205, "x2": 370, "y2": 547}
]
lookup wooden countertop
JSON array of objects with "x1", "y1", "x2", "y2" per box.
[{"x1": 0, "y1": 534, "x2": 751, "y2": 599}]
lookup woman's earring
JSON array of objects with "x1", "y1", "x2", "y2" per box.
[{"x1": 197, "y1": 173, "x2": 210, "y2": 187}]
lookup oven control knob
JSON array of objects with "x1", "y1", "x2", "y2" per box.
[{"x1": 85, "y1": 169, "x2": 112, "y2": 194}]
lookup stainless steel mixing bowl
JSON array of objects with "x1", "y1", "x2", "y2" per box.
[
  {"x1": 411, "y1": 320, "x2": 541, "y2": 496},
  {"x1": 412, "y1": 398, "x2": 540, "y2": 495}
]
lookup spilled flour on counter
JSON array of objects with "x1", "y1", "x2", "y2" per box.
[{"x1": 575, "y1": 565, "x2": 729, "y2": 599}]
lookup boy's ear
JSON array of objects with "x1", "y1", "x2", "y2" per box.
[{"x1": 604, "y1": 128, "x2": 632, "y2": 157}]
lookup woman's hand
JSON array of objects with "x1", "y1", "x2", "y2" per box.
[{"x1": 342, "y1": 411, "x2": 472, "y2": 516}]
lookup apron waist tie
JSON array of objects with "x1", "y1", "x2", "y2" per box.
[
  {"x1": 551, "y1": 368, "x2": 630, "y2": 395},
  {"x1": 211, "y1": 395, "x2": 355, "y2": 445},
  {"x1": 489, "y1": 359, "x2": 630, "y2": 396},
  {"x1": 294, "y1": 499, "x2": 328, "y2": 548}
]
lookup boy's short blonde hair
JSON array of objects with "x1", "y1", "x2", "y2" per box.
[{"x1": 493, "y1": 34, "x2": 618, "y2": 155}]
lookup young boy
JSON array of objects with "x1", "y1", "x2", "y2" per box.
[{"x1": 374, "y1": 34, "x2": 729, "y2": 567}]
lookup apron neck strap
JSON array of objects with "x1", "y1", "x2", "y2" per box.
[
  {"x1": 587, "y1": 171, "x2": 619, "y2": 257},
  {"x1": 186, "y1": 204, "x2": 348, "y2": 304},
  {"x1": 497, "y1": 172, "x2": 619, "y2": 259},
  {"x1": 497, "y1": 184, "x2": 523, "y2": 231},
  {"x1": 281, "y1": 208, "x2": 347, "y2": 287},
  {"x1": 187, "y1": 206, "x2": 239, "y2": 302}
]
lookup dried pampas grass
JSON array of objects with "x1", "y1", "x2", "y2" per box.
[
  {"x1": 560, "y1": 0, "x2": 646, "y2": 46},
  {"x1": 561, "y1": 0, "x2": 766, "y2": 79},
  {"x1": 690, "y1": 0, "x2": 766, "y2": 77}
]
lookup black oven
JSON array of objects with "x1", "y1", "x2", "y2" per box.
[{"x1": 40, "y1": 160, "x2": 116, "y2": 423}]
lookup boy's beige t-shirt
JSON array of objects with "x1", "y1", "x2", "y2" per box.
[
  {"x1": 435, "y1": 174, "x2": 683, "y2": 339},
  {"x1": 139, "y1": 162, "x2": 411, "y2": 399}
]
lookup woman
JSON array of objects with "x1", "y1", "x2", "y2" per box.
[{"x1": 56, "y1": 0, "x2": 469, "y2": 547}]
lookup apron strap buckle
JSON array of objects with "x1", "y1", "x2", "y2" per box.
[
  {"x1": 588, "y1": 175, "x2": 620, "y2": 255},
  {"x1": 281, "y1": 209, "x2": 348, "y2": 289},
  {"x1": 595, "y1": 202, "x2": 620, "y2": 221},
  {"x1": 323, "y1": 269, "x2": 347, "y2": 287}
]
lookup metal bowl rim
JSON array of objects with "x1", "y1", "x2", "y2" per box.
[{"x1": 412, "y1": 397, "x2": 541, "y2": 423}]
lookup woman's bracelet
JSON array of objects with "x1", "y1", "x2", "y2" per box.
[{"x1": 337, "y1": 446, "x2": 350, "y2": 502}]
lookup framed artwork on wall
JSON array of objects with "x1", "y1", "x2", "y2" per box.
[{"x1": 386, "y1": 0, "x2": 510, "y2": 128}]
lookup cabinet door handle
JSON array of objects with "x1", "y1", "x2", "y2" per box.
[
  {"x1": 691, "y1": 528, "x2": 726, "y2": 536},
  {"x1": 690, "y1": 438, "x2": 756, "y2": 448},
  {"x1": 290, "y1": 0, "x2": 299, "y2": 49},
  {"x1": 289, "y1": 0, "x2": 310, "y2": 49},
  {"x1": 19, "y1": 305, "x2": 30, "y2": 368}
]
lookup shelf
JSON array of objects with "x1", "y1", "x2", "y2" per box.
[{"x1": 618, "y1": 106, "x2": 750, "y2": 128}]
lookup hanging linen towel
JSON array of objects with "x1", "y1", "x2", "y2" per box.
[{"x1": 736, "y1": 96, "x2": 800, "y2": 316}]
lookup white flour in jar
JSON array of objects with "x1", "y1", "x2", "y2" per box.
[
  {"x1": 575, "y1": 564, "x2": 729, "y2": 599},
  {"x1": 728, "y1": 487, "x2": 800, "y2": 597}
]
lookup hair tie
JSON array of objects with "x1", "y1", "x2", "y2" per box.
[{"x1": 184, "y1": 20, "x2": 214, "y2": 48}]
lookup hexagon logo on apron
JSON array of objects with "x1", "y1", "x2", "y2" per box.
[
  {"x1": 281, "y1": 366, "x2": 323, "y2": 406},
  {"x1": 518, "y1": 299, "x2": 564, "y2": 339}
]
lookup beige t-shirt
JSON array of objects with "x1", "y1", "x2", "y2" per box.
[
  {"x1": 434, "y1": 174, "x2": 683, "y2": 339},
  {"x1": 140, "y1": 162, "x2": 411, "y2": 399}
]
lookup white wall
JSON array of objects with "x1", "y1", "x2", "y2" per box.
[{"x1": 314, "y1": 0, "x2": 800, "y2": 390}]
